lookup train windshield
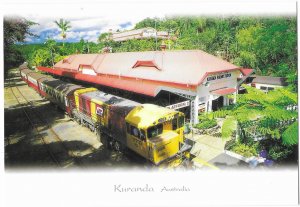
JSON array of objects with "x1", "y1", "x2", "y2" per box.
[
  {"x1": 147, "y1": 124, "x2": 163, "y2": 139},
  {"x1": 178, "y1": 116, "x2": 184, "y2": 128},
  {"x1": 172, "y1": 115, "x2": 185, "y2": 130}
]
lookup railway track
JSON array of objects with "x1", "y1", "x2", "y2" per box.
[
  {"x1": 7, "y1": 73, "x2": 85, "y2": 168},
  {"x1": 9, "y1": 85, "x2": 63, "y2": 167}
]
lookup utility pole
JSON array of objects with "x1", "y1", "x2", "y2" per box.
[
  {"x1": 168, "y1": 29, "x2": 174, "y2": 50},
  {"x1": 50, "y1": 49, "x2": 54, "y2": 67},
  {"x1": 155, "y1": 18, "x2": 157, "y2": 51}
]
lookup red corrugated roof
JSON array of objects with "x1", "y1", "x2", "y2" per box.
[
  {"x1": 38, "y1": 50, "x2": 253, "y2": 97},
  {"x1": 211, "y1": 88, "x2": 237, "y2": 95},
  {"x1": 38, "y1": 66, "x2": 180, "y2": 96},
  {"x1": 54, "y1": 50, "x2": 241, "y2": 86},
  {"x1": 240, "y1": 68, "x2": 254, "y2": 76}
]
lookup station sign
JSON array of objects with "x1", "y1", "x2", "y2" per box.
[
  {"x1": 166, "y1": 101, "x2": 190, "y2": 110},
  {"x1": 207, "y1": 73, "x2": 231, "y2": 82}
]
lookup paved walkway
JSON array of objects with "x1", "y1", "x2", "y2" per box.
[{"x1": 187, "y1": 133, "x2": 226, "y2": 170}]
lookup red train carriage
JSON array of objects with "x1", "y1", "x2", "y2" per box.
[
  {"x1": 19, "y1": 68, "x2": 33, "y2": 83},
  {"x1": 42, "y1": 79, "x2": 84, "y2": 115},
  {"x1": 26, "y1": 72, "x2": 47, "y2": 93}
]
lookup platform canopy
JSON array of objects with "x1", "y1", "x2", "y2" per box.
[
  {"x1": 211, "y1": 88, "x2": 237, "y2": 96},
  {"x1": 38, "y1": 50, "x2": 253, "y2": 97}
]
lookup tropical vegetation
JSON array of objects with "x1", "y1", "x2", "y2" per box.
[
  {"x1": 210, "y1": 85, "x2": 298, "y2": 161},
  {"x1": 4, "y1": 17, "x2": 36, "y2": 77}
]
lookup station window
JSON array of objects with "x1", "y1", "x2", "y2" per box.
[{"x1": 147, "y1": 124, "x2": 163, "y2": 139}]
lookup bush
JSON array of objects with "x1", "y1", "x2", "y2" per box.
[
  {"x1": 212, "y1": 110, "x2": 231, "y2": 119},
  {"x1": 268, "y1": 143, "x2": 293, "y2": 161},
  {"x1": 230, "y1": 142, "x2": 258, "y2": 158},
  {"x1": 195, "y1": 119, "x2": 217, "y2": 130}
]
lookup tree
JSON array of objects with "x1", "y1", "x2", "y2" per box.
[
  {"x1": 54, "y1": 18, "x2": 71, "y2": 47},
  {"x1": 32, "y1": 49, "x2": 52, "y2": 67},
  {"x1": 206, "y1": 85, "x2": 298, "y2": 161},
  {"x1": 215, "y1": 85, "x2": 298, "y2": 146},
  {"x1": 98, "y1": 32, "x2": 111, "y2": 43},
  {"x1": 4, "y1": 16, "x2": 37, "y2": 77},
  {"x1": 44, "y1": 39, "x2": 57, "y2": 67},
  {"x1": 135, "y1": 17, "x2": 157, "y2": 29}
]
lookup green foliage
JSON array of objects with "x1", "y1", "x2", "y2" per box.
[
  {"x1": 98, "y1": 32, "x2": 110, "y2": 42},
  {"x1": 32, "y1": 49, "x2": 52, "y2": 66},
  {"x1": 54, "y1": 54, "x2": 67, "y2": 64},
  {"x1": 221, "y1": 84, "x2": 298, "y2": 161},
  {"x1": 198, "y1": 114, "x2": 211, "y2": 121},
  {"x1": 4, "y1": 16, "x2": 37, "y2": 77},
  {"x1": 217, "y1": 84, "x2": 298, "y2": 146},
  {"x1": 230, "y1": 142, "x2": 258, "y2": 158},
  {"x1": 210, "y1": 109, "x2": 232, "y2": 119},
  {"x1": 221, "y1": 117, "x2": 237, "y2": 140},
  {"x1": 268, "y1": 143, "x2": 293, "y2": 161},
  {"x1": 195, "y1": 119, "x2": 217, "y2": 130},
  {"x1": 282, "y1": 122, "x2": 298, "y2": 146}
]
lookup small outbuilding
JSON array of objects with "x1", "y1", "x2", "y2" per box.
[{"x1": 249, "y1": 76, "x2": 288, "y2": 92}]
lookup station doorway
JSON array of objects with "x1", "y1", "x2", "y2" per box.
[{"x1": 212, "y1": 96, "x2": 224, "y2": 111}]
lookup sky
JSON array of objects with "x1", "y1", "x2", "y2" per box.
[
  {"x1": 24, "y1": 16, "x2": 143, "y2": 44},
  {"x1": 10, "y1": 1, "x2": 295, "y2": 45}
]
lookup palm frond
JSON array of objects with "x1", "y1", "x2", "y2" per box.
[
  {"x1": 282, "y1": 121, "x2": 298, "y2": 146},
  {"x1": 221, "y1": 116, "x2": 237, "y2": 140}
]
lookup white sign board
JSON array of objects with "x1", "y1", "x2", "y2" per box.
[
  {"x1": 166, "y1": 101, "x2": 190, "y2": 110},
  {"x1": 207, "y1": 73, "x2": 232, "y2": 82}
]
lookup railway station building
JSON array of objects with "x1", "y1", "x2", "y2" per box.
[{"x1": 37, "y1": 50, "x2": 253, "y2": 124}]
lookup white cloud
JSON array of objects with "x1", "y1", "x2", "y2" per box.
[
  {"x1": 20, "y1": 11, "x2": 165, "y2": 43},
  {"x1": 51, "y1": 30, "x2": 101, "y2": 43}
]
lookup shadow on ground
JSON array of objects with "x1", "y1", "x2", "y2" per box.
[
  {"x1": 5, "y1": 101, "x2": 66, "y2": 138},
  {"x1": 5, "y1": 132, "x2": 149, "y2": 170}
]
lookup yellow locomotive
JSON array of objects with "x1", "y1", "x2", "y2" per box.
[{"x1": 72, "y1": 88, "x2": 191, "y2": 165}]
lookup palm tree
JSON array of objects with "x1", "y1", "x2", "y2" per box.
[{"x1": 54, "y1": 18, "x2": 71, "y2": 47}]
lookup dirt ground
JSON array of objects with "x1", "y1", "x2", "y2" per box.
[{"x1": 4, "y1": 69, "x2": 149, "y2": 170}]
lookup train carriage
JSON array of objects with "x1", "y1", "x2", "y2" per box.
[
  {"x1": 26, "y1": 72, "x2": 47, "y2": 92},
  {"x1": 37, "y1": 76, "x2": 56, "y2": 97},
  {"x1": 42, "y1": 79, "x2": 84, "y2": 115},
  {"x1": 19, "y1": 68, "x2": 33, "y2": 83}
]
